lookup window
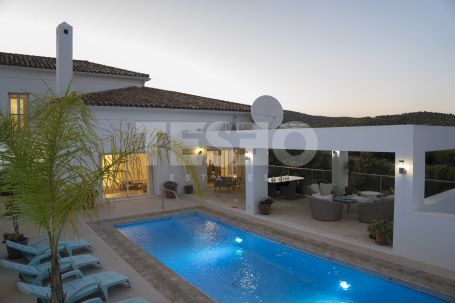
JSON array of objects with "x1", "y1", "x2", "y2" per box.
[{"x1": 9, "y1": 94, "x2": 27, "y2": 128}]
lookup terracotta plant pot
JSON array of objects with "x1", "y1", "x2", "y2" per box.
[
  {"x1": 165, "y1": 190, "x2": 175, "y2": 199},
  {"x1": 369, "y1": 230, "x2": 376, "y2": 239},
  {"x1": 375, "y1": 231, "x2": 387, "y2": 245},
  {"x1": 259, "y1": 204, "x2": 272, "y2": 215}
]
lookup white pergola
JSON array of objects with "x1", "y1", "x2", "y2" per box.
[{"x1": 183, "y1": 124, "x2": 455, "y2": 272}]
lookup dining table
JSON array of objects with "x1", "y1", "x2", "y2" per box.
[
  {"x1": 268, "y1": 176, "x2": 305, "y2": 199},
  {"x1": 267, "y1": 176, "x2": 304, "y2": 183}
]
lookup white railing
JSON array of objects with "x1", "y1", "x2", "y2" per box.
[
  {"x1": 223, "y1": 122, "x2": 256, "y2": 131},
  {"x1": 348, "y1": 172, "x2": 394, "y2": 193},
  {"x1": 161, "y1": 188, "x2": 183, "y2": 210},
  {"x1": 269, "y1": 164, "x2": 331, "y2": 182}
]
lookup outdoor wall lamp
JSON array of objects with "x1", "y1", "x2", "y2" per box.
[
  {"x1": 197, "y1": 147, "x2": 203, "y2": 155},
  {"x1": 398, "y1": 160, "x2": 406, "y2": 174},
  {"x1": 245, "y1": 150, "x2": 251, "y2": 161}
]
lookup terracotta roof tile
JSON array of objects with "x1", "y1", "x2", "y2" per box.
[
  {"x1": 0, "y1": 51, "x2": 149, "y2": 79},
  {"x1": 82, "y1": 86, "x2": 251, "y2": 112}
]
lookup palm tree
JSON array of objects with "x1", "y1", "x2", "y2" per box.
[{"x1": 0, "y1": 92, "x2": 199, "y2": 302}]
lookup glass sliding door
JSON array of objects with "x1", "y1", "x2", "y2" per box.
[
  {"x1": 207, "y1": 149, "x2": 245, "y2": 182},
  {"x1": 102, "y1": 153, "x2": 150, "y2": 199},
  {"x1": 126, "y1": 153, "x2": 149, "y2": 196}
]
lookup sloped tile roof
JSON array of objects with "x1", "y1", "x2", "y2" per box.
[
  {"x1": 0, "y1": 51, "x2": 149, "y2": 79},
  {"x1": 82, "y1": 86, "x2": 251, "y2": 112}
]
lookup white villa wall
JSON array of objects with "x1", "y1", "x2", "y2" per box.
[
  {"x1": 0, "y1": 65, "x2": 144, "y2": 113},
  {"x1": 91, "y1": 106, "x2": 251, "y2": 195},
  {"x1": 393, "y1": 127, "x2": 455, "y2": 272},
  {"x1": 423, "y1": 188, "x2": 455, "y2": 213}
]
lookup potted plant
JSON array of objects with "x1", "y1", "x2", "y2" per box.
[
  {"x1": 184, "y1": 184, "x2": 193, "y2": 194},
  {"x1": 163, "y1": 181, "x2": 178, "y2": 199},
  {"x1": 3, "y1": 231, "x2": 28, "y2": 259},
  {"x1": 344, "y1": 186, "x2": 353, "y2": 195},
  {"x1": 368, "y1": 220, "x2": 392, "y2": 245},
  {"x1": 2, "y1": 201, "x2": 28, "y2": 259},
  {"x1": 258, "y1": 198, "x2": 274, "y2": 215},
  {"x1": 367, "y1": 220, "x2": 377, "y2": 239},
  {"x1": 83, "y1": 188, "x2": 98, "y2": 210}
]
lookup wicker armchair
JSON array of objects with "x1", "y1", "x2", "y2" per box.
[{"x1": 309, "y1": 196, "x2": 344, "y2": 221}]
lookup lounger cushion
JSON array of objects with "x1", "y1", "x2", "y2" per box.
[
  {"x1": 0, "y1": 260, "x2": 40, "y2": 276},
  {"x1": 117, "y1": 298, "x2": 150, "y2": 303},
  {"x1": 17, "y1": 271, "x2": 130, "y2": 303},
  {"x1": 83, "y1": 297, "x2": 149, "y2": 303}
]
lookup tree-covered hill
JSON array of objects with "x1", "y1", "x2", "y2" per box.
[{"x1": 283, "y1": 110, "x2": 455, "y2": 127}]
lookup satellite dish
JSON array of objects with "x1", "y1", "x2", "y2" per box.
[{"x1": 251, "y1": 95, "x2": 284, "y2": 129}]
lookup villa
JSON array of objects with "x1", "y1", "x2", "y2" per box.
[{"x1": 1, "y1": 22, "x2": 455, "y2": 302}]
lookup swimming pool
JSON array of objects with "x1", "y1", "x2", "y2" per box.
[{"x1": 115, "y1": 212, "x2": 446, "y2": 303}]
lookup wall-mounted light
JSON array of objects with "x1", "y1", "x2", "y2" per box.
[
  {"x1": 398, "y1": 160, "x2": 406, "y2": 174},
  {"x1": 244, "y1": 150, "x2": 251, "y2": 161},
  {"x1": 332, "y1": 150, "x2": 340, "y2": 156},
  {"x1": 197, "y1": 147, "x2": 203, "y2": 155}
]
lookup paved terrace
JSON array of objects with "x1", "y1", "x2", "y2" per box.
[
  {"x1": 1, "y1": 193, "x2": 455, "y2": 302},
  {"x1": 202, "y1": 189, "x2": 377, "y2": 249}
]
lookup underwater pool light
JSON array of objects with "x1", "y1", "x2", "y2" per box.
[
  {"x1": 339, "y1": 281, "x2": 351, "y2": 291},
  {"x1": 235, "y1": 237, "x2": 243, "y2": 243}
]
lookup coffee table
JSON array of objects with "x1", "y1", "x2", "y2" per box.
[{"x1": 334, "y1": 195, "x2": 357, "y2": 213}]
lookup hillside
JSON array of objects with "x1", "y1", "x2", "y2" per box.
[{"x1": 282, "y1": 111, "x2": 455, "y2": 128}]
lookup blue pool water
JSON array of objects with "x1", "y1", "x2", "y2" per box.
[{"x1": 115, "y1": 212, "x2": 446, "y2": 303}]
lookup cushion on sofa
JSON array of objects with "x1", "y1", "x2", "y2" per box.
[
  {"x1": 353, "y1": 196, "x2": 373, "y2": 204},
  {"x1": 310, "y1": 183, "x2": 320, "y2": 194},
  {"x1": 320, "y1": 183, "x2": 333, "y2": 196},
  {"x1": 312, "y1": 193, "x2": 333, "y2": 201}
]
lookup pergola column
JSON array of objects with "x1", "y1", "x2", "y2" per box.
[
  {"x1": 331, "y1": 150, "x2": 349, "y2": 195},
  {"x1": 245, "y1": 148, "x2": 268, "y2": 215},
  {"x1": 393, "y1": 148, "x2": 425, "y2": 253}
]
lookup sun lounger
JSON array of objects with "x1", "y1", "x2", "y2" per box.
[
  {"x1": 83, "y1": 297, "x2": 149, "y2": 303},
  {"x1": 6, "y1": 238, "x2": 91, "y2": 260},
  {"x1": 115, "y1": 298, "x2": 149, "y2": 303},
  {"x1": 31, "y1": 236, "x2": 92, "y2": 256},
  {"x1": 0, "y1": 254, "x2": 101, "y2": 285},
  {"x1": 17, "y1": 270, "x2": 130, "y2": 303}
]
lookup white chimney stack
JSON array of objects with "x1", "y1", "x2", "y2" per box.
[{"x1": 56, "y1": 22, "x2": 73, "y2": 97}]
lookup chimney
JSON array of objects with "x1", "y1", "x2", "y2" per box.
[{"x1": 56, "y1": 22, "x2": 73, "y2": 97}]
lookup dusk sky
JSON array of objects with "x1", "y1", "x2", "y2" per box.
[{"x1": 1, "y1": 0, "x2": 454, "y2": 117}]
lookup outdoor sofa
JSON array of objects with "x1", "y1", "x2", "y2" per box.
[{"x1": 357, "y1": 196, "x2": 394, "y2": 223}]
